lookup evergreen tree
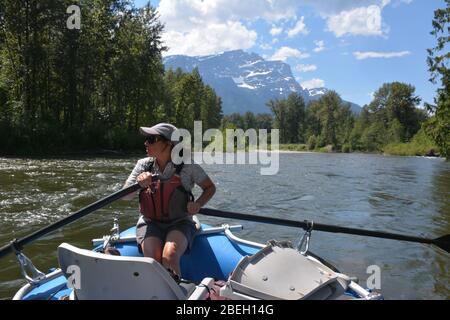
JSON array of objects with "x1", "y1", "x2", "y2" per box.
[
  {"x1": 267, "y1": 99, "x2": 288, "y2": 143},
  {"x1": 0, "y1": 1, "x2": 175, "y2": 153},
  {"x1": 243, "y1": 111, "x2": 256, "y2": 130},
  {"x1": 285, "y1": 93, "x2": 306, "y2": 143},
  {"x1": 316, "y1": 91, "x2": 341, "y2": 147},
  {"x1": 254, "y1": 113, "x2": 273, "y2": 130},
  {"x1": 426, "y1": 0, "x2": 450, "y2": 159}
]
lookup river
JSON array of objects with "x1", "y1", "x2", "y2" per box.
[{"x1": 0, "y1": 153, "x2": 449, "y2": 299}]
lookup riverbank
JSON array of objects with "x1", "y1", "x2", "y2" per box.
[
  {"x1": 382, "y1": 142, "x2": 440, "y2": 157},
  {"x1": 0, "y1": 143, "x2": 442, "y2": 159},
  {"x1": 278, "y1": 142, "x2": 443, "y2": 158}
]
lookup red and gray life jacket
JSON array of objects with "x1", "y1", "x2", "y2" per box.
[{"x1": 139, "y1": 161, "x2": 194, "y2": 221}]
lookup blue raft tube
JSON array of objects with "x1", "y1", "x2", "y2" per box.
[{"x1": 12, "y1": 218, "x2": 383, "y2": 300}]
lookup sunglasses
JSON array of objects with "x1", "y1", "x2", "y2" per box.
[{"x1": 145, "y1": 135, "x2": 164, "y2": 145}]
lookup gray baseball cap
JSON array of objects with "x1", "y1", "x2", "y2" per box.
[{"x1": 139, "y1": 123, "x2": 178, "y2": 142}]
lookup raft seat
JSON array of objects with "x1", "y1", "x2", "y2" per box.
[{"x1": 57, "y1": 243, "x2": 208, "y2": 300}]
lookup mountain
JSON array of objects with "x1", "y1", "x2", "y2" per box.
[{"x1": 163, "y1": 50, "x2": 361, "y2": 114}]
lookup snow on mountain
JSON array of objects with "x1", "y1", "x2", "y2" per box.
[
  {"x1": 163, "y1": 50, "x2": 361, "y2": 114},
  {"x1": 307, "y1": 87, "x2": 328, "y2": 97}
]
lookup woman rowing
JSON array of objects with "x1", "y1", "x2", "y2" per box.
[{"x1": 123, "y1": 123, "x2": 216, "y2": 277}]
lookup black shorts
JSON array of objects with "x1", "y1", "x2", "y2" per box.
[{"x1": 136, "y1": 215, "x2": 198, "y2": 252}]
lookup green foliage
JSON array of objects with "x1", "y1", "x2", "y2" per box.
[
  {"x1": 1, "y1": 1, "x2": 436, "y2": 157},
  {"x1": 307, "y1": 135, "x2": 317, "y2": 150},
  {"x1": 279, "y1": 144, "x2": 308, "y2": 151},
  {"x1": 341, "y1": 144, "x2": 352, "y2": 153},
  {"x1": 425, "y1": 0, "x2": 450, "y2": 159},
  {"x1": 268, "y1": 93, "x2": 306, "y2": 144},
  {"x1": 368, "y1": 82, "x2": 422, "y2": 141},
  {"x1": 382, "y1": 127, "x2": 438, "y2": 156},
  {"x1": 222, "y1": 112, "x2": 273, "y2": 131},
  {"x1": 350, "y1": 82, "x2": 426, "y2": 152},
  {"x1": 254, "y1": 113, "x2": 273, "y2": 130},
  {"x1": 222, "y1": 83, "x2": 430, "y2": 157},
  {"x1": 304, "y1": 91, "x2": 354, "y2": 150},
  {"x1": 359, "y1": 121, "x2": 384, "y2": 151},
  {"x1": 382, "y1": 143, "x2": 428, "y2": 157},
  {"x1": 167, "y1": 67, "x2": 222, "y2": 132},
  {"x1": 0, "y1": 1, "x2": 223, "y2": 155}
]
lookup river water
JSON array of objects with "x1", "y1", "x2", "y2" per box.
[{"x1": 0, "y1": 153, "x2": 449, "y2": 299}]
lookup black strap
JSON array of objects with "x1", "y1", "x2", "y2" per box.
[
  {"x1": 139, "y1": 159, "x2": 155, "y2": 199},
  {"x1": 143, "y1": 159, "x2": 154, "y2": 173},
  {"x1": 175, "y1": 162, "x2": 195, "y2": 202},
  {"x1": 175, "y1": 162, "x2": 184, "y2": 175},
  {"x1": 174, "y1": 162, "x2": 193, "y2": 200}
]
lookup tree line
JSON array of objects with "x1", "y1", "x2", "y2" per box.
[
  {"x1": 222, "y1": 82, "x2": 433, "y2": 154},
  {"x1": 0, "y1": 0, "x2": 222, "y2": 155},
  {"x1": 221, "y1": 0, "x2": 449, "y2": 158},
  {"x1": 0, "y1": 0, "x2": 448, "y2": 158}
]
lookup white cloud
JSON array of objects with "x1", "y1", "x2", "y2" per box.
[
  {"x1": 270, "y1": 46, "x2": 310, "y2": 61},
  {"x1": 287, "y1": 16, "x2": 309, "y2": 37},
  {"x1": 327, "y1": 5, "x2": 384, "y2": 37},
  {"x1": 301, "y1": 78, "x2": 325, "y2": 89},
  {"x1": 162, "y1": 22, "x2": 257, "y2": 56},
  {"x1": 155, "y1": 0, "x2": 400, "y2": 55},
  {"x1": 300, "y1": 1, "x2": 386, "y2": 15},
  {"x1": 260, "y1": 43, "x2": 273, "y2": 50},
  {"x1": 353, "y1": 51, "x2": 411, "y2": 59},
  {"x1": 298, "y1": 1, "x2": 396, "y2": 38},
  {"x1": 270, "y1": 27, "x2": 283, "y2": 36},
  {"x1": 156, "y1": 0, "x2": 302, "y2": 55},
  {"x1": 313, "y1": 40, "x2": 325, "y2": 52},
  {"x1": 295, "y1": 64, "x2": 317, "y2": 72}
]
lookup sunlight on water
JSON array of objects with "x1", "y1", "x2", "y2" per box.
[{"x1": 0, "y1": 154, "x2": 449, "y2": 299}]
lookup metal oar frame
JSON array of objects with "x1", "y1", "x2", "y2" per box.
[
  {"x1": 296, "y1": 221, "x2": 314, "y2": 255},
  {"x1": 10, "y1": 239, "x2": 46, "y2": 284}
]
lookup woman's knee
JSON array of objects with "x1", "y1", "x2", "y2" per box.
[
  {"x1": 162, "y1": 241, "x2": 180, "y2": 264},
  {"x1": 141, "y1": 237, "x2": 163, "y2": 261}
]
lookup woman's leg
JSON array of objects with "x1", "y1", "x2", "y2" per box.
[
  {"x1": 141, "y1": 236, "x2": 164, "y2": 263},
  {"x1": 162, "y1": 230, "x2": 188, "y2": 276}
]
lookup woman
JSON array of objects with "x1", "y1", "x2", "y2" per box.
[{"x1": 123, "y1": 123, "x2": 216, "y2": 277}]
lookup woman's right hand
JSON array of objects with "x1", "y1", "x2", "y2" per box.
[{"x1": 137, "y1": 172, "x2": 153, "y2": 188}]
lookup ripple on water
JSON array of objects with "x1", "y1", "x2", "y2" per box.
[{"x1": 0, "y1": 155, "x2": 449, "y2": 299}]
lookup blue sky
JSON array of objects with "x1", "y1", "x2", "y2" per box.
[{"x1": 134, "y1": 0, "x2": 444, "y2": 108}]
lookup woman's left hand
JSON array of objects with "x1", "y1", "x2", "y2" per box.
[{"x1": 187, "y1": 201, "x2": 201, "y2": 215}]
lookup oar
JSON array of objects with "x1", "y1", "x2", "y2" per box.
[
  {"x1": 199, "y1": 208, "x2": 450, "y2": 253},
  {"x1": 0, "y1": 183, "x2": 143, "y2": 259}
]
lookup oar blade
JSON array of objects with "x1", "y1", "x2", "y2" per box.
[{"x1": 434, "y1": 234, "x2": 450, "y2": 253}]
